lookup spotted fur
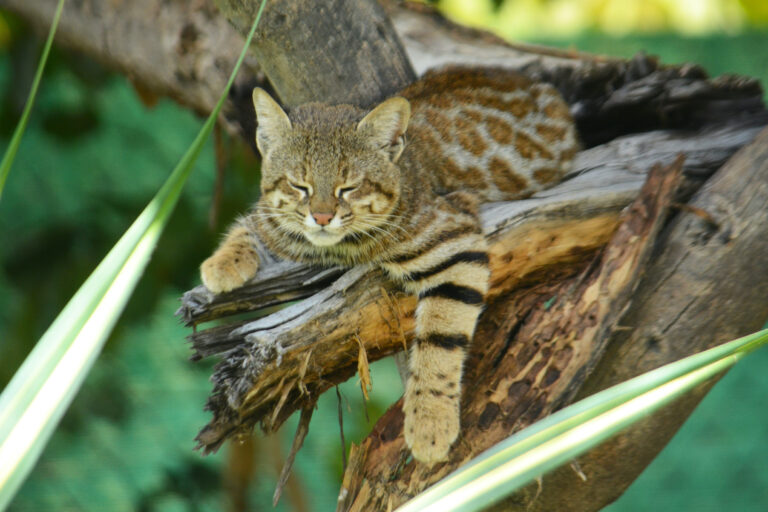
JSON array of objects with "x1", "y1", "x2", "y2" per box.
[{"x1": 200, "y1": 67, "x2": 578, "y2": 463}]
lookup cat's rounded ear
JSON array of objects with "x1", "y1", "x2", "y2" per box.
[
  {"x1": 252, "y1": 88, "x2": 291, "y2": 155},
  {"x1": 357, "y1": 97, "x2": 411, "y2": 162}
]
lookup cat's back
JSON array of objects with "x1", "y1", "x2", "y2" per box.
[{"x1": 399, "y1": 67, "x2": 579, "y2": 201}]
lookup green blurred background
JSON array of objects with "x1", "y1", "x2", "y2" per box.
[{"x1": 0, "y1": 0, "x2": 766, "y2": 510}]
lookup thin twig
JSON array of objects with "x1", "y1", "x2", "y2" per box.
[
  {"x1": 272, "y1": 405, "x2": 313, "y2": 507},
  {"x1": 336, "y1": 386, "x2": 347, "y2": 473}
]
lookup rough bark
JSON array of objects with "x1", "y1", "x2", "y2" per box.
[
  {"x1": 514, "y1": 126, "x2": 768, "y2": 512},
  {"x1": 214, "y1": 0, "x2": 416, "y2": 107}
]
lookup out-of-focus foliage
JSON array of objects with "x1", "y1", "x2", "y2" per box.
[
  {"x1": 433, "y1": 0, "x2": 767, "y2": 39},
  {"x1": 739, "y1": 0, "x2": 768, "y2": 23}
]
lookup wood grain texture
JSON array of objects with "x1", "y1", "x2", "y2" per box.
[{"x1": 515, "y1": 126, "x2": 768, "y2": 512}]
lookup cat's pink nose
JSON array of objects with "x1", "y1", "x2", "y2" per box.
[{"x1": 312, "y1": 212, "x2": 334, "y2": 226}]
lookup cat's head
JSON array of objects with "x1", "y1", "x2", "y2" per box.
[{"x1": 252, "y1": 88, "x2": 410, "y2": 247}]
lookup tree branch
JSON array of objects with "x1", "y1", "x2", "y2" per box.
[
  {"x1": 179, "y1": 119, "x2": 764, "y2": 455},
  {"x1": 214, "y1": 0, "x2": 415, "y2": 106},
  {"x1": 511, "y1": 125, "x2": 768, "y2": 512},
  {"x1": 0, "y1": 0, "x2": 255, "y2": 123}
]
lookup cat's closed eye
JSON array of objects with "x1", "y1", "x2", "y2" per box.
[
  {"x1": 289, "y1": 182, "x2": 311, "y2": 197},
  {"x1": 336, "y1": 186, "x2": 357, "y2": 200}
]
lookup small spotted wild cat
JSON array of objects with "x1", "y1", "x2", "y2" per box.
[{"x1": 201, "y1": 67, "x2": 578, "y2": 463}]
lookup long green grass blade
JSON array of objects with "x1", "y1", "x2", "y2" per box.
[
  {"x1": 397, "y1": 328, "x2": 768, "y2": 512},
  {"x1": 0, "y1": 0, "x2": 66, "y2": 199},
  {"x1": 0, "y1": 1, "x2": 268, "y2": 508}
]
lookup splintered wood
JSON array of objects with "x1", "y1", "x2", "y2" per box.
[{"x1": 356, "y1": 336, "x2": 372, "y2": 401}]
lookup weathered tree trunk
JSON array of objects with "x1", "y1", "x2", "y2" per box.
[
  {"x1": 176, "y1": 2, "x2": 768, "y2": 511},
  {"x1": 214, "y1": 0, "x2": 415, "y2": 107},
  {"x1": 9, "y1": 0, "x2": 767, "y2": 509},
  {"x1": 177, "y1": 1, "x2": 768, "y2": 505}
]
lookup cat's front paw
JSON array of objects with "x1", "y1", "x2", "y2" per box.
[
  {"x1": 200, "y1": 249, "x2": 260, "y2": 294},
  {"x1": 403, "y1": 389, "x2": 460, "y2": 464}
]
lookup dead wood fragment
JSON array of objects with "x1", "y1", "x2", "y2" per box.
[{"x1": 356, "y1": 336, "x2": 372, "y2": 401}]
